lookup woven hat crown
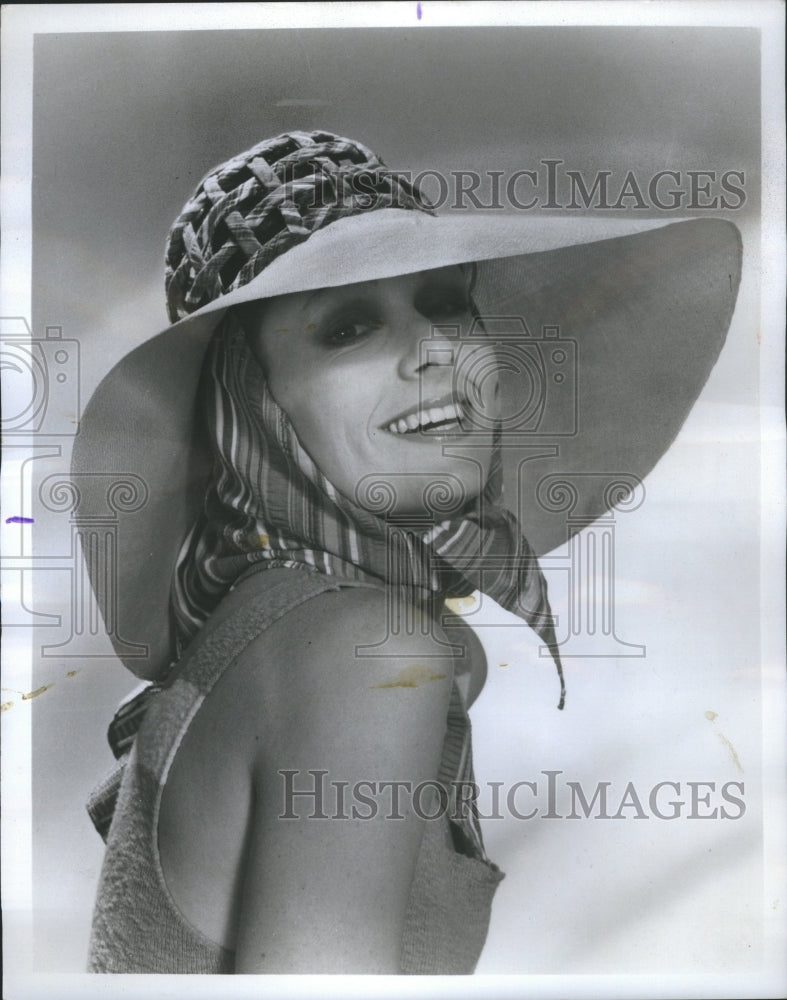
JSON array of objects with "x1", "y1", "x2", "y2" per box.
[{"x1": 165, "y1": 130, "x2": 434, "y2": 322}]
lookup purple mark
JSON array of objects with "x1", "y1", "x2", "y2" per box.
[
  {"x1": 417, "y1": 2, "x2": 422, "y2": 19},
  {"x1": 6, "y1": 516, "x2": 34, "y2": 524}
]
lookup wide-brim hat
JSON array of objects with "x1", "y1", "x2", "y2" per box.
[{"x1": 71, "y1": 134, "x2": 742, "y2": 680}]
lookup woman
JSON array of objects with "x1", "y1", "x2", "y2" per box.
[{"x1": 76, "y1": 130, "x2": 741, "y2": 973}]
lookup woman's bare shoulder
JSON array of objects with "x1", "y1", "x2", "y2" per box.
[
  {"x1": 158, "y1": 576, "x2": 457, "y2": 949},
  {"x1": 232, "y1": 584, "x2": 458, "y2": 973},
  {"x1": 235, "y1": 582, "x2": 456, "y2": 705},
  {"x1": 196, "y1": 582, "x2": 448, "y2": 768}
]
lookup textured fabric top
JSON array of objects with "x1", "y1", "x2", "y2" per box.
[
  {"x1": 87, "y1": 567, "x2": 504, "y2": 974},
  {"x1": 165, "y1": 130, "x2": 435, "y2": 322}
]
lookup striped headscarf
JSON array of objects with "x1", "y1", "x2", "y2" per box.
[{"x1": 170, "y1": 311, "x2": 566, "y2": 709}]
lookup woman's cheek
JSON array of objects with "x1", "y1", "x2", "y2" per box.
[{"x1": 282, "y1": 386, "x2": 366, "y2": 479}]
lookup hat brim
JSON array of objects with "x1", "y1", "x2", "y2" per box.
[
  {"x1": 71, "y1": 210, "x2": 742, "y2": 678},
  {"x1": 166, "y1": 209, "x2": 715, "y2": 321}
]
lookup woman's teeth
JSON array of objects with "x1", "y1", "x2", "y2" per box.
[{"x1": 387, "y1": 401, "x2": 463, "y2": 435}]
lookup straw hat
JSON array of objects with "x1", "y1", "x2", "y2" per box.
[{"x1": 71, "y1": 131, "x2": 742, "y2": 679}]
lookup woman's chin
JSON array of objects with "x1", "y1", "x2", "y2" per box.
[{"x1": 349, "y1": 468, "x2": 487, "y2": 519}]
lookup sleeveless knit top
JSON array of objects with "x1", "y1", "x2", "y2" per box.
[{"x1": 87, "y1": 567, "x2": 504, "y2": 974}]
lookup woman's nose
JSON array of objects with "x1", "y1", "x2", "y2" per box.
[{"x1": 395, "y1": 308, "x2": 457, "y2": 381}]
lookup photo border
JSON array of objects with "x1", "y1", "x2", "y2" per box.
[{"x1": 2, "y1": 4, "x2": 784, "y2": 998}]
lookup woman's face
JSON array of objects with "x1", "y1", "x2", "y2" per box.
[{"x1": 244, "y1": 267, "x2": 499, "y2": 515}]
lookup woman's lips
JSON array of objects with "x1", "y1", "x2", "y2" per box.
[
  {"x1": 382, "y1": 393, "x2": 470, "y2": 436},
  {"x1": 386, "y1": 401, "x2": 465, "y2": 435}
]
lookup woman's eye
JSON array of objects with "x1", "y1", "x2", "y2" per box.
[{"x1": 321, "y1": 319, "x2": 380, "y2": 347}]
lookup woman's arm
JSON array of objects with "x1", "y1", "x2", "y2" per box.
[{"x1": 233, "y1": 587, "x2": 455, "y2": 973}]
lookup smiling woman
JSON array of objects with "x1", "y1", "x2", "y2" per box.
[
  {"x1": 239, "y1": 268, "x2": 497, "y2": 513},
  {"x1": 72, "y1": 129, "x2": 741, "y2": 974}
]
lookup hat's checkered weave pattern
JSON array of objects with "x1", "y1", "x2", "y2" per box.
[{"x1": 165, "y1": 131, "x2": 435, "y2": 322}]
